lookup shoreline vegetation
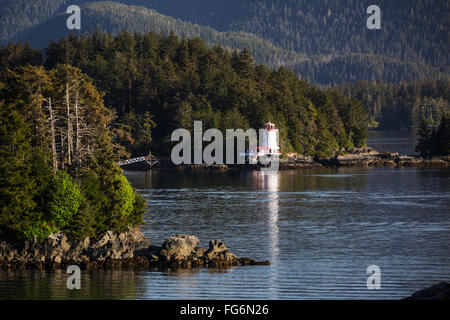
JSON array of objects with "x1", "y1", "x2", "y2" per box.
[{"x1": 123, "y1": 147, "x2": 449, "y2": 171}]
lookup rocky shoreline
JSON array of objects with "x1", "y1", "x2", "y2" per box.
[
  {"x1": 150, "y1": 148, "x2": 449, "y2": 170},
  {"x1": 0, "y1": 229, "x2": 269, "y2": 270}
]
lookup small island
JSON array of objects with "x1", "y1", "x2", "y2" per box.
[
  {"x1": 0, "y1": 63, "x2": 268, "y2": 270},
  {"x1": 0, "y1": 231, "x2": 269, "y2": 270}
]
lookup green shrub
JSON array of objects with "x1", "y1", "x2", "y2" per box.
[
  {"x1": 65, "y1": 201, "x2": 95, "y2": 240},
  {"x1": 21, "y1": 220, "x2": 57, "y2": 241},
  {"x1": 47, "y1": 171, "x2": 83, "y2": 228},
  {"x1": 113, "y1": 174, "x2": 135, "y2": 218}
]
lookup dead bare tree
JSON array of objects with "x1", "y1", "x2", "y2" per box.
[{"x1": 44, "y1": 97, "x2": 58, "y2": 173}]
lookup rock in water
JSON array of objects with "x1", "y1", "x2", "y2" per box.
[
  {"x1": 405, "y1": 282, "x2": 450, "y2": 300},
  {"x1": 159, "y1": 234, "x2": 199, "y2": 261},
  {"x1": 205, "y1": 239, "x2": 237, "y2": 263},
  {"x1": 0, "y1": 231, "x2": 269, "y2": 269}
]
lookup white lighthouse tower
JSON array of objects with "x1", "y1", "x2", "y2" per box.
[
  {"x1": 246, "y1": 122, "x2": 281, "y2": 163},
  {"x1": 261, "y1": 122, "x2": 281, "y2": 156}
]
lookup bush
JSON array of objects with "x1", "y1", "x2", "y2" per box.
[
  {"x1": 113, "y1": 174, "x2": 135, "y2": 218},
  {"x1": 105, "y1": 174, "x2": 145, "y2": 232},
  {"x1": 21, "y1": 220, "x2": 57, "y2": 241},
  {"x1": 46, "y1": 171, "x2": 83, "y2": 228}
]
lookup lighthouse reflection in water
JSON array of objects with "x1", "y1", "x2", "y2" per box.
[{"x1": 253, "y1": 171, "x2": 280, "y2": 266}]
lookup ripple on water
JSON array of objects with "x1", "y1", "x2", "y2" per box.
[{"x1": 1, "y1": 167, "x2": 449, "y2": 299}]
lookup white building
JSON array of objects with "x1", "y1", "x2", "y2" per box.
[{"x1": 246, "y1": 122, "x2": 281, "y2": 163}]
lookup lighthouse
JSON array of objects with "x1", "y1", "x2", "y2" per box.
[
  {"x1": 246, "y1": 122, "x2": 281, "y2": 163},
  {"x1": 261, "y1": 122, "x2": 281, "y2": 156}
]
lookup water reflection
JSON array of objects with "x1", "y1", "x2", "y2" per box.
[
  {"x1": 367, "y1": 130, "x2": 417, "y2": 155},
  {"x1": 124, "y1": 170, "x2": 153, "y2": 189},
  {"x1": 253, "y1": 171, "x2": 280, "y2": 298},
  {"x1": 0, "y1": 269, "x2": 146, "y2": 300},
  {"x1": 253, "y1": 171, "x2": 280, "y2": 266},
  {"x1": 2, "y1": 167, "x2": 449, "y2": 299}
]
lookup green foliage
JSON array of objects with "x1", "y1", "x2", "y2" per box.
[
  {"x1": 46, "y1": 171, "x2": 83, "y2": 228},
  {"x1": 0, "y1": 105, "x2": 56, "y2": 241},
  {"x1": 108, "y1": 174, "x2": 146, "y2": 230},
  {"x1": 416, "y1": 115, "x2": 450, "y2": 156},
  {"x1": 341, "y1": 99, "x2": 369, "y2": 148},
  {"x1": 32, "y1": 31, "x2": 368, "y2": 157},
  {"x1": 81, "y1": 132, "x2": 145, "y2": 234},
  {"x1": 1, "y1": 1, "x2": 447, "y2": 85},
  {"x1": 0, "y1": 106, "x2": 37, "y2": 238},
  {"x1": 0, "y1": 66, "x2": 147, "y2": 241},
  {"x1": 113, "y1": 174, "x2": 135, "y2": 218},
  {"x1": 21, "y1": 220, "x2": 57, "y2": 242},
  {"x1": 338, "y1": 79, "x2": 450, "y2": 130},
  {"x1": 113, "y1": 111, "x2": 156, "y2": 157},
  {"x1": 65, "y1": 201, "x2": 95, "y2": 240},
  {"x1": 139, "y1": 0, "x2": 449, "y2": 74}
]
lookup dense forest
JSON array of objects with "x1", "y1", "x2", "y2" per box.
[
  {"x1": 12, "y1": 2, "x2": 308, "y2": 70},
  {"x1": 0, "y1": 0, "x2": 448, "y2": 85},
  {"x1": 0, "y1": 31, "x2": 369, "y2": 159},
  {"x1": 0, "y1": 62, "x2": 145, "y2": 241},
  {"x1": 338, "y1": 79, "x2": 450, "y2": 130},
  {"x1": 143, "y1": 0, "x2": 449, "y2": 71},
  {"x1": 0, "y1": 31, "x2": 371, "y2": 239},
  {"x1": 416, "y1": 115, "x2": 450, "y2": 156}
]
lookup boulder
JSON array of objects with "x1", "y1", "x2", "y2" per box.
[
  {"x1": 159, "y1": 234, "x2": 199, "y2": 261},
  {"x1": 405, "y1": 282, "x2": 450, "y2": 300},
  {"x1": 191, "y1": 247, "x2": 206, "y2": 258},
  {"x1": 205, "y1": 239, "x2": 228, "y2": 260}
]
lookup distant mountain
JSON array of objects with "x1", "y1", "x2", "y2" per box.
[
  {"x1": 0, "y1": 0, "x2": 448, "y2": 85},
  {"x1": 14, "y1": 2, "x2": 308, "y2": 70},
  {"x1": 132, "y1": 0, "x2": 450, "y2": 73}
]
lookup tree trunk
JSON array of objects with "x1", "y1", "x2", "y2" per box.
[
  {"x1": 75, "y1": 88, "x2": 80, "y2": 168},
  {"x1": 66, "y1": 82, "x2": 72, "y2": 165},
  {"x1": 47, "y1": 98, "x2": 58, "y2": 173},
  {"x1": 60, "y1": 130, "x2": 65, "y2": 170}
]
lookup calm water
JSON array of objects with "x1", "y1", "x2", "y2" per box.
[
  {"x1": 367, "y1": 130, "x2": 417, "y2": 155},
  {"x1": 1, "y1": 133, "x2": 449, "y2": 300}
]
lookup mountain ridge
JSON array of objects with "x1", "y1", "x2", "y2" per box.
[{"x1": 1, "y1": 0, "x2": 448, "y2": 85}]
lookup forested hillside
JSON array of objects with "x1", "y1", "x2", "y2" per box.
[
  {"x1": 137, "y1": 0, "x2": 450, "y2": 73},
  {"x1": 1, "y1": 32, "x2": 369, "y2": 158},
  {"x1": 14, "y1": 2, "x2": 308, "y2": 70},
  {"x1": 338, "y1": 79, "x2": 450, "y2": 130},
  {"x1": 0, "y1": 0, "x2": 448, "y2": 85}
]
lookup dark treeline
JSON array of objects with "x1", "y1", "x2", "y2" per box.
[
  {"x1": 416, "y1": 115, "x2": 450, "y2": 156},
  {"x1": 0, "y1": 31, "x2": 369, "y2": 159},
  {"x1": 3, "y1": 0, "x2": 448, "y2": 70},
  {"x1": 0, "y1": 1, "x2": 447, "y2": 86},
  {"x1": 337, "y1": 79, "x2": 450, "y2": 130},
  {"x1": 294, "y1": 54, "x2": 446, "y2": 87},
  {"x1": 139, "y1": 0, "x2": 449, "y2": 73}
]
